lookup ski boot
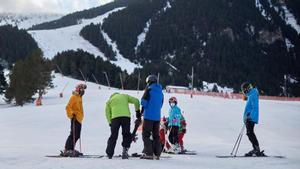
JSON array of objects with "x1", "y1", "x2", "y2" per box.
[
  {"x1": 245, "y1": 146, "x2": 261, "y2": 157},
  {"x1": 122, "y1": 147, "x2": 129, "y2": 159},
  {"x1": 173, "y1": 144, "x2": 181, "y2": 154},
  {"x1": 140, "y1": 154, "x2": 154, "y2": 160},
  {"x1": 74, "y1": 149, "x2": 83, "y2": 156},
  {"x1": 154, "y1": 155, "x2": 160, "y2": 160},
  {"x1": 60, "y1": 149, "x2": 82, "y2": 157}
]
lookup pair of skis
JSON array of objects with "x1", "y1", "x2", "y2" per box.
[{"x1": 46, "y1": 153, "x2": 172, "y2": 159}]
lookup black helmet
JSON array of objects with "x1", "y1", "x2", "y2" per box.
[
  {"x1": 241, "y1": 82, "x2": 253, "y2": 95},
  {"x1": 146, "y1": 75, "x2": 158, "y2": 84}
]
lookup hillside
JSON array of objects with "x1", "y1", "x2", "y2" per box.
[
  {"x1": 0, "y1": 73, "x2": 299, "y2": 169},
  {"x1": 0, "y1": 25, "x2": 39, "y2": 66},
  {"x1": 1, "y1": 0, "x2": 299, "y2": 96},
  {"x1": 0, "y1": 13, "x2": 62, "y2": 29},
  {"x1": 77, "y1": 0, "x2": 300, "y2": 96}
]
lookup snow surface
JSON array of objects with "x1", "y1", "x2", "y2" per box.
[
  {"x1": 255, "y1": 0, "x2": 269, "y2": 20},
  {"x1": 0, "y1": 13, "x2": 62, "y2": 29},
  {"x1": 265, "y1": 0, "x2": 300, "y2": 34},
  {"x1": 28, "y1": 8, "x2": 138, "y2": 74},
  {"x1": 203, "y1": 81, "x2": 234, "y2": 93},
  {"x1": 0, "y1": 73, "x2": 300, "y2": 169},
  {"x1": 134, "y1": 0, "x2": 172, "y2": 53},
  {"x1": 101, "y1": 25, "x2": 140, "y2": 73},
  {"x1": 280, "y1": 5, "x2": 300, "y2": 35}
]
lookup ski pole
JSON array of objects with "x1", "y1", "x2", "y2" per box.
[
  {"x1": 72, "y1": 118, "x2": 76, "y2": 157},
  {"x1": 234, "y1": 125, "x2": 245, "y2": 157},
  {"x1": 79, "y1": 122, "x2": 82, "y2": 153},
  {"x1": 231, "y1": 124, "x2": 245, "y2": 156},
  {"x1": 79, "y1": 137, "x2": 82, "y2": 154}
]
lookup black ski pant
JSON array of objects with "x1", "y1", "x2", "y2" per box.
[
  {"x1": 65, "y1": 118, "x2": 81, "y2": 150},
  {"x1": 168, "y1": 126, "x2": 179, "y2": 145},
  {"x1": 142, "y1": 119, "x2": 161, "y2": 157},
  {"x1": 106, "y1": 117, "x2": 131, "y2": 157},
  {"x1": 246, "y1": 120, "x2": 259, "y2": 149}
]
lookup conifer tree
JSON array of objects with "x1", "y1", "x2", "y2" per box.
[
  {"x1": 0, "y1": 64, "x2": 7, "y2": 94},
  {"x1": 5, "y1": 49, "x2": 53, "y2": 106}
]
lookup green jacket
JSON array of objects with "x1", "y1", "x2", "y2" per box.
[{"x1": 105, "y1": 93, "x2": 140, "y2": 124}]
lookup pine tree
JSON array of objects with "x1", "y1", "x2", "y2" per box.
[
  {"x1": 5, "y1": 49, "x2": 53, "y2": 106},
  {"x1": 0, "y1": 64, "x2": 7, "y2": 94}
]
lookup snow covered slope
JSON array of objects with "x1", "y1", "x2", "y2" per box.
[
  {"x1": 0, "y1": 13, "x2": 62, "y2": 29},
  {"x1": 28, "y1": 8, "x2": 138, "y2": 73},
  {"x1": 0, "y1": 73, "x2": 299, "y2": 169}
]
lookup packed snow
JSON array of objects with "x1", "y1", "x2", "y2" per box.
[
  {"x1": 101, "y1": 24, "x2": 140, "y2": 73},
  {"x1": 0, "y1": 73, "x2": 299, "y2": 169},
  {"x1": 0, "y1": 13, "x2": 62, "y2": 29},
  {"x1": 28, "y1": 8, "x2": 138, "y2": 74},
  {"x1": 135, "y1": 20, "x2": 152, "y2": 52},
  {"x1": 135, "y1": 0, "x2": 172, "y2": 53}
]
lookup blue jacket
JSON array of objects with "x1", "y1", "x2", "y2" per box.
[
  {"x1": 243, "y1": 88, "x2": 259, "y2": 124},
  {"x1": 168, "y1": 105, "x2": 182, "y2": 127},
  {"x1": 141, "y1": 83, "x2": 164, "y2": 121}
]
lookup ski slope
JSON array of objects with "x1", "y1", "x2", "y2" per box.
[
  {"x1": 28, "y1": 8, "x2": 138, "y2": 73},
  {"x1": 0, "y1": 74, "x2": 299, "y2": 169}
]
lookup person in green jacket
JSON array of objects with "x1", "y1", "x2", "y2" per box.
[{"x1": 105, "y1": 93, "x2": 141, "y2": 159}]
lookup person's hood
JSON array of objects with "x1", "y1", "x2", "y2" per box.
[{"x1": 149, "y1": 83, "x2": 162, "y2": 92}]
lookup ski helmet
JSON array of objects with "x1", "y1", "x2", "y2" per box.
[
  {"x1": 75, "y1": 84, "x2": 87, "y2": 96},
  {"x1": 146, "y1": 74, "x2": 158, "y2": 84},
  {"x1": 169, "y1": 97, "x2": 177, "y2": 105},
  {"x1": 241, "y1": 82, "x2": 253, "y2": 95}
]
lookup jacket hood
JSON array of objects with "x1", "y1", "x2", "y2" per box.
[
  {"x1": 246, "y1": 88, "x2": 257, "y2": 97},
  {"x1": 149, "y1": 83, "x2": 162, "y2": 92}
]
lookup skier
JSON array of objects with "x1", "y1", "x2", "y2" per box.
[
  {"x1": 140, "y1": 75, "x2": 164, "y2": 160},
  {"x1": 167, "y1": 97, "x2": 182, "y2": 151},
  {"x1": 160, "y1": 114, "x2": 187, "y2": 153},
  {"x1": 61, "y1": 84, "x2": 87, "y2": 157},
  {"x1": 241, "y1": 82, "x2": 263, "y2": 156},
  {"x1": 105, "y1": 93, "x2": 140, "y2": 159},
  {"x1": 178, "y1": 113, "x2": 187, "y2": 152},
  {"x1": 159, "y1": 116, "x2": 171, "y2": 152}
]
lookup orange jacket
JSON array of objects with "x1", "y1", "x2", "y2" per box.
[{"x1": 66, "y1": 93, "x2": 84, "y2": 123}]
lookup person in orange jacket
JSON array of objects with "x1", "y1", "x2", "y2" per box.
[{"x1": 61, "y1": 84, "x2": 86, "y2": 157}]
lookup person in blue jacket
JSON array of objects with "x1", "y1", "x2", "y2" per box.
[
  {"x1": 140, "y1": 75, "x2": 164, "y2": 160},
  {"x1": 241, "y1": 82, "x2": 263, "y2": 156},
  {"x1": 167, "y1": 97, "x2": 182, "y2": 148}
]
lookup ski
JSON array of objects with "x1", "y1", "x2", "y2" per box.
[
  {"x1": 164, "y1": 151, "x2": 197, "y2": 155},
  {"x1": 45, "y1": 155, "x2": 104, "y2": 158},
  {"x1": 216, "y1": 155, "x2": 285, "y2": 159},
  {"x1": 114, "y1": 153, "x2": 172, "y2": 159}
]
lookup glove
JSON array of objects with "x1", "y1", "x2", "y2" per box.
[
  {"x1": 135, "y1": 118, "x2": 142, "y2": 126},
  {"x1": 182, "y1": 129, "x2": 186, "y2": 134},
  {"x1": 136, "y1": 110, "x2": 141, "y2": 119},
  {"x1": 71, "y1": 115, "x2": 76, "y2": 121}
]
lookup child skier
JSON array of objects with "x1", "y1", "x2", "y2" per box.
[
  {"x1": 159, "y1": 116, "x2": 171, "y2": 152},
  {"x1": 241, "y1": 82, "x2": 264, "y2": 156},
  {"x1": 178, "y1": 113, "x2": 187, "y2": 152},
  {"x1": 61, "y1": 84, "x2": 86, "y2": 157},
  {"x1": 167, "y1": 97, "x2": 182, "y2": 151}
]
